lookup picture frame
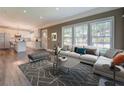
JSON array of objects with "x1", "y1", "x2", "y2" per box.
[{"x1": 51, "y1": 32, "x2": 57, "y2": 41}]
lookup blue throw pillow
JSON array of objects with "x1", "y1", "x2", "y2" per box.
[
  {"x1": 74, "y1": 47, "x2": 78, "y2": 52},
  {"x1": 76, "y1": 48, "x2": 86, "y2": 55}
]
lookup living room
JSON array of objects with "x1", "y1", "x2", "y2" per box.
[
  {"x1": 40, "y1": 7, "x2": 124, "y2": 86},
  {"x1": 1, "y1": 0, "x2": 124, "y2": 92},
  {"x1": 0, "y1": 6, "x2": 124, "y2": 87}
]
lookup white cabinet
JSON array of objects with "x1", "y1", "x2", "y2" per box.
[
  {"x1": 41, "y1": 29, "x2": 47, "y2": 49},
  {"x1": 15, "y1": 41, "x2": 26, "y2": 52}
]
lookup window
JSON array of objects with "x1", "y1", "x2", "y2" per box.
[
  {"x1": 62, "y1": 17, "x2": 114, "y2": 48},
  {"x1": 90, "y1": 19, "x2": 113, "y2": 48},
  {"x1": 62, "y1": 26, "x2": 73, "y2": 46},
  {"x1": 74, "y1": 24, "x2": 88, "y2": 46}
]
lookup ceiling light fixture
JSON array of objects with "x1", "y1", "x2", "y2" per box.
[
  {"x1": 40, "y1": 16, "x2": 43, "y2": 19},
  {"x1": 56, "y1": 8, "x2": 59, "y2": 11},
  {"x1": 23, "y1": 10, "x2": 27, "y2": 13}
]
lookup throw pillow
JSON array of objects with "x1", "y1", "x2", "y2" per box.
[
  {"x1": 86, "y1": 48, "x2": 96, "y2": 55},
  {"x1": 112, "y1": 53, "x2": 124, "y2": 66},
  {"x1": 104, "y1": 49, "x2": 123, "y2": 58},
  {"x1": 74, "y1": 47, "x2": 78, "y2": 52},
  {"x1": 76, "y1": 48, "x2": 86, "y2": 55},
  {"x1": 99, "y1": 48, "x2": 108, "y2": 56},
  {"x1": 84, "y1": 46, "x2": 97, "y2": 55}
]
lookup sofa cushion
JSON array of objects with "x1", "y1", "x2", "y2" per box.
[
  {"x1": 80, "y1": 54, "x2": 98, "y2": 62},
  {"x1": 61, "y1": 45, "x2": 72, "y2": 51},
  {"x1": 94, "y1": 56, "x2": 112, "y2": 69},
  {"x1": 93, "y1": 56, "x2": 124, "y2": 82},
  {"x1": 104, "y1": 48, "x2": 123, "y2": 58},
  {"x1": 60, "y1": 51, "x2": 70, "y2": 56},
  {"x1": 67, "y1": 52, "x2": 81, "y2": 58},
  {"x1": 60, "y1": 51, "x2": 81, "y2": 59}
]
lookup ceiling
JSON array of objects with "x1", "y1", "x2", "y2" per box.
[{"x1": 0, "y1": 7, "x2": 120, "y2": 30}]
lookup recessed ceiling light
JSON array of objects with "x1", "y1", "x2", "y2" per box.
[
  {"x1": 122, "y1": 15, "x2": 124, "y2": 17},
  {"x1": 56, "y1": 8, "x2": 59, "y2": 11},
  {"x1": 40, "y1": 16, "x2": 43, "y2": 19},
  {"x1": 23, "y1": 10, "x2": 27, "y2": 13}
]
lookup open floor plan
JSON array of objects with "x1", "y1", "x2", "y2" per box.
[{"x1": 0, "y1": 7, "x2": 124, "y2": 86}]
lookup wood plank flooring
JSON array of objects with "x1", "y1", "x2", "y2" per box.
[{"x1": 0, "y1": 48, "x2": 36, "y2": 86}]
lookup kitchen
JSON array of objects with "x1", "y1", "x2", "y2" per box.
[{"x1": 0, "y1": 27, "x2": 41, "y2": 52}]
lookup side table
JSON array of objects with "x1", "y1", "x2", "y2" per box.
[{"x1": 103, "y1": 65, "x2": 120, "y2": 86}]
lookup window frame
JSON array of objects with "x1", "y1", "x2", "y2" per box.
[
  {"x1": 62, "y1": 16, "x2": 114, "y2": 48},
  {"x1": 89, "y1": 16, "x2": 114, "y2": 48},
  {"x1": 73, "y1": 22, "x2": 89, "y2": 46},
  {"x1": 62, "y1": 25, "x2": 73, "y2": 47}
]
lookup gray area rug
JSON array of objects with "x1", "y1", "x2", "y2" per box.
[{"x1": 19, "y1": 61, "x2": 100, "y2": 86}]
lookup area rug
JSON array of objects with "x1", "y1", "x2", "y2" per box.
[{"x1": 19, "y1": 61, "x2": 100, "y2": 86}]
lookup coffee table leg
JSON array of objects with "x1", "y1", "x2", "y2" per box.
[
  {"x1": 113, "y1": 69, "x2": 115, "y2": 86},
  {"x1": 67, "y1": 68, "x2": 69, "y2": 73}
]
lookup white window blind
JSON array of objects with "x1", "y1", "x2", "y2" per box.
[
  {"x1": 62, "y1": 26, "x2": 73, "y2": 46},
  {"x1": 74, "y1": 24, "x2": 88, "y2": 46},
  {"x1": 90, "y1": 19, "x2": 113, "y2": 48},
  {"x1": 62, "y1": 17, "x2": 114, "y2": 48}
]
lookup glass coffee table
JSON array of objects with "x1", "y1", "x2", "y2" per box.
[{"x1": 52, "y1": 55, "x2": 68, "y2": 75}]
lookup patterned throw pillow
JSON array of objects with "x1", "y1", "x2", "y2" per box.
[
  {"x1": 84, "y1": 46, "x2": 97, "y2": 55},
  {"x1": 86, "y1": 48, "x2": 96, "y2": 55},
  {"x1": 104, "y1": 49, "x2": 123, "y2": 58}
]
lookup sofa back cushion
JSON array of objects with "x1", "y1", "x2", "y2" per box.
[{"x1": 104, "y1": 48, "x2": 123, "y2": 58}]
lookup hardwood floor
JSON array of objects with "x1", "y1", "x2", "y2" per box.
[{"x1": 0, "y1": 48, "x2": 36, "y2": 86}]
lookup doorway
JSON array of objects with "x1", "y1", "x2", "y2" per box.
[{"x1": 41, "y1": 29, "x2": 48, "y2": 49}]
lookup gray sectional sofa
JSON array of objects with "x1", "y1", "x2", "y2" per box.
[{"x1": 59, "y1": 46, "x2": 124, "y2": 82}]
